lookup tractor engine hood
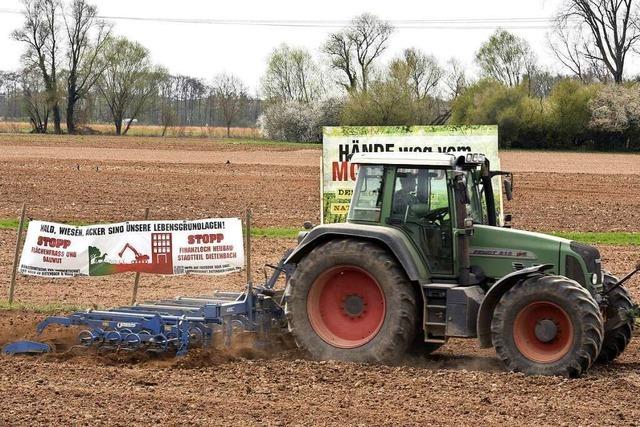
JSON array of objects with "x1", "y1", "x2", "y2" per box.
[{"x1": 470, "y1": 225, "x2": 602, "y2": 291}]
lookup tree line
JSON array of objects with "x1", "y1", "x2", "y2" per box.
[
  {"x1": 2, "y1": 0, "x2": 640, "y2": 150},
  {"x1": 0, "y1": 0, "x2": 258, "y2": 136}
]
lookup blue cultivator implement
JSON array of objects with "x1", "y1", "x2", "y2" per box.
[{"x1": 3, "y1": 252, "x2": 294, "y2": 357}]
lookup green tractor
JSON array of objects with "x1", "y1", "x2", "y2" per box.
[{"x1": 284, "y1": 152, "x2": 635, "y2": 377}]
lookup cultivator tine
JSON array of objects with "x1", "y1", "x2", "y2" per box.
[
  {"x1": 122, "y1": 331, "x2": 142, "y2": 351},
  {"x1": 103, "y1": 330, "x2": 123, "y2": 350},
  {"x1": 224, "y1": 318, "x2": 233, "y2": 347},
  {"x1": 146, "y1": 334, "x2": 168, "y2": 353},
  {"x1": 78, "y1": 329, "x2": 100, "y2": 347}
]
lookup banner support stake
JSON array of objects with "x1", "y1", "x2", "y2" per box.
[
  {"x1": 245, "y1": 208, "x2": 254, "y2": 323},
  {"x1": 246, "y1": 208, "x2": 252, "y2": 289},
  {"x1": 9, "y1": 203, "x2": 27, "y2": 305},
  {"x1": 131, "y1": 208, "x2": 150, "y2": 304}
]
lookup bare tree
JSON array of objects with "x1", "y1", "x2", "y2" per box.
[
  {"x1": 443, "y1": 58, "x2": 467, "y2": 99},
  {"x1": 554, "y1": 0, "x2": 640, "y2": 83},
  {"x1": 475, "y1": 29, "x2": 536, "y2": 87},
  {"x1": 549, "y1": 16, "x2": 613, "y2": 83},
  {"x1": 0, "y1": 71, "x2": 23, "y2": 120},
  {"x1": 63, "y1": 0, "x2": 110, "y2": 133},
  {"x1": 323, "y1": 31, "x2": 358, "y2": 92},
  {"x1": 549, "y1": 25, "x2": 590, "y2": 81},
  {"x1": 97, "y1": 37, "x2": 165, "y2": 135},
  {"x1": 323, "y1": 13, "x2": 393, "y2": 92},
  {"x1": 528, "y1": 69, "x2": 563, "y2": 98},
  {"x1": 20, "y1": 65, "x2": 50, "y2": 132},
  {"x1": 427, "y1": 58, "x2": 469, "y2": 125},
  {"x1": 390, "y1": 48, "x2": 443, "y2": 100},
  {"x1": 261, "y1": 44, "x2": 324, "y2": 103},
  {"x1": 12, "y1": 0, "x2": 63, "y2": 133},
  {"x1": 212, "y1": 73, "x2": 248, "y2": 137}
]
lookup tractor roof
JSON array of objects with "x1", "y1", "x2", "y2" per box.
[{"x1": 350, "y1": 152, "x2": 486, "y2": 167}]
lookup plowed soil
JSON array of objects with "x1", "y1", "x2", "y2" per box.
[{"x1": 1, "y1": 135, "x2": 640, "y2": 426}]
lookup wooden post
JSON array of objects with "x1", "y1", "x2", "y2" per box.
[
  {"x1": 245, "y1": 208, "x2": 252, "y2": 290},
  {"x1": 9, "y1": 203, "x2": 27, "y2": 305},
  {"x1": 244, "y1": 208, "x2": 254, "y2": 325},
  {"x1": 131, "y1": 208, "x2": 150, "y2": 304}
]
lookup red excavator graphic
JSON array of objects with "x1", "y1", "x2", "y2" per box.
[
  {"x1": 88, "y1": 234, "x2": 173, "y2": 275},
  {"x1": 118, "y1": 243, "x2": 150, "y2": 264}
]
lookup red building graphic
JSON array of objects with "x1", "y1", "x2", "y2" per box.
[{"x1": 151, "y1": 233, "x2": 173, "y2": 274}]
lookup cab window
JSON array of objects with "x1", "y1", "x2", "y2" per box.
[
  {"x1": 391, "y1": 168, "x2": 449, "y2": 219},
  {"x1": 348, "y1": 165, "x2": 384, "y2": 222},
  {"x1": 466, "y1": 171, "x2": 487, "y2": 224}
]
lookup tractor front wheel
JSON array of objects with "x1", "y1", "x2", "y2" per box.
[
  {"x1": 285, "y1": 239, "x2": 417, "y2": 363},
  {"x1": 597, "y1": 275, "x2": 635, "y2": 363},
  {"x1": 491, "y1": 275, "x2": 603, "y2": 377}
]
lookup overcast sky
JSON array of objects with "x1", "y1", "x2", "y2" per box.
[{"x1": 2, "y1": 0, "x2": 637, "y2": 93}]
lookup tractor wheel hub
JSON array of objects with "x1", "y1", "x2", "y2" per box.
[
  {"x1": 343, "y1": 294, "x2": 365, "y2": 318},
  {"x1": 534, "y1": 319, "x2": 558, "y2": 343},
  {"x1": 306, "y1": 266, "x2": 386, "y2": 348}
]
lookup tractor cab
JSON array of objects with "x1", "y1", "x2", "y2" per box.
[{"x1": 347, "y1": 151, "x2": 501, "y2": 283}]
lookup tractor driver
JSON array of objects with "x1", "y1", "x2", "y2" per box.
[{"x1": 393, "y1": 172, "x2": 418, "y2": 216}]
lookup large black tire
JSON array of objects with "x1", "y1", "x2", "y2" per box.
[
  {"x1": 491, "y1": 275, "x2": 603, "y2": 377},
  {"x1": 285, "y1": 239, "x2": 417, "y2": 363},
  {"x1": 597, "y1": 273, "x2": 634, "y2": 363}
]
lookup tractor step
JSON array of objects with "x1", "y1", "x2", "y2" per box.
[{"x1": 423, "y1": 284, "x2": 456, "y2": 341}]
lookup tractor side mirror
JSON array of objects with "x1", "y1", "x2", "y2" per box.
[{"x1": 503, "y1": 178, "x2": 513, "y2": 201}]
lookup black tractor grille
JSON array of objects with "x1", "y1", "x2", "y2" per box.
[
  {"x1": 569, "y1": 241, "x2": 602, "y2": 283},
  {"x1": 565, "y1": 255, "x2": 586, "y2": 286}
]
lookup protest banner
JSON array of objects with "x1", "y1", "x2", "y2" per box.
[{"x1": 19, "y1": 218, "x2": 244, "y2": 277}]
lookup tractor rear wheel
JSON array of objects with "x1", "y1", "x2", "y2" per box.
[
  {"x1": 491, "y1": 275, "x2": 603, "y2": 377},
  {"x1": 597, "y1": 276, "x2": 634, "y2": 363},
  {"x1": 285, "y1": 239, "x2": 417, "y2": 363}
]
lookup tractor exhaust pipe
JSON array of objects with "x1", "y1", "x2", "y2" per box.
[{"x1": 453, "y1": 172, "x2": 473, "y2": 286}]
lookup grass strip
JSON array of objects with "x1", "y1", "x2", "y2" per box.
[
  {"x1": 0, "y1": 218, "x2": 20, "y2": 230},
  {"x1": 549, "y1": 231, "x2": 640, "y2": 246},
  {"x1": 0, "y1": 300, "x2": 87, "y2": 314},
  {"x1": 250, "y1": 227, "x2": 301, "y2": 239}
]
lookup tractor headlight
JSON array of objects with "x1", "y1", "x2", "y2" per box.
[
  {"x1": 465, "y1": 153, "x2": 485, "y2": 164},
  {"x1": 591, "y1": 273, "x2": 598, "y2": 285}
]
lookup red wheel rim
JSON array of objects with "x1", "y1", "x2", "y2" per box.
[
  {"x1": 307, "y1": 266, "x2": 386, "y2": 348},
  {"x1": 513, "y1": 301, "x2": 574, "y2": 363}
]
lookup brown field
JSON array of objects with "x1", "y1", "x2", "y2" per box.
[
  {"x1": 0, "y1": 134, "x2": 639, "y2": 426},
  {"x1": 0, "y1": 121, "x2": 262, "y2": 139}
]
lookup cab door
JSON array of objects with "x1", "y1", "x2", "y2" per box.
[{"x1": 388, "y1": 167, "x2": 454, "y2": 276}]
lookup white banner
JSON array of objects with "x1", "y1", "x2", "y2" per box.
[
  {"x1": 321, "y1": 125, "x2": 501, "y2": 223},
  {"x1": 19, "y1": 218, "x2": 244, "y2": 277}
]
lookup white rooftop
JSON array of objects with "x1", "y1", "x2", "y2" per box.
[{"x1": 350, "y1": 151, "x2": 459, "y2": 167}]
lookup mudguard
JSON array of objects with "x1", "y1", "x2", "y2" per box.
[
  {"x1": 476, "y1": 264, "x2": 554, "y2": 348},
  {"x1": 285, "y1": 223, "x2": 429, "y2": 282}
]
